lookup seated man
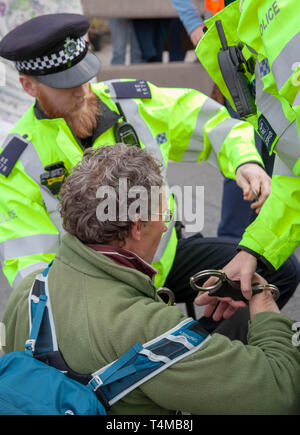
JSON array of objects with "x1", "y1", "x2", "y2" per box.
[
  {"x1": 0, "y1": 13, "x2": 299, "y2": 324},
  {"x1": 2, "y1": 144, "x2": 300, "y2": 414}
]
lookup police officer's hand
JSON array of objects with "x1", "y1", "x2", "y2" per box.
[
  {"x1": 190, "y1": 24, "x2": 206, "y2": 46},
  {"x1": 193, "y1": 272, "x2": 247, "y2": 321},
  {"x1": 194, "y1": 251, "x2": 262, "y2": 320},
  {"x1": 222, "y1": 250, "x2": 258, "y2": 301},
  {"x1": 236, "y1": 163, "x2": 271, "y2": 214}
]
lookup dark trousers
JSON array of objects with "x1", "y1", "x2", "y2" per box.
[
  {"x1": 218, "y1": 132, "x2": 275, "y2": 239},
  {"x1": 165, "y1": 234, "x2": 300, "y2": 335},
  {"x1": 213, "y1": 306, "x2": 250, "y2": 344}
]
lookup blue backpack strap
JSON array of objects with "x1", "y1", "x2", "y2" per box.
[
  {"x1": 27, "y1": 261, "x2": 58, "y2": 356},
  {"x1": 25, "y1": 293, "x2": 47, "y2": 355},
  {"x1": 26, "y1": 263, "x2": 211, "y2": 412},
  {"x1": 88, "y1": 318, "x2": 211, "y2": 407}
]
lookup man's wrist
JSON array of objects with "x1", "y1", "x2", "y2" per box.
[
  {"x1": 235, "y1": 161, "x2": 265, "y2": 173},
  {"x1": 249, "y1": 290, "x2": 280, "y2": 320},
  {"x1": 237, "y1": 245, "x2": 275, "y2": 274}
]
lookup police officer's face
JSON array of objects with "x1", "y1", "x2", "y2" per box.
[
  {"x1": 20, "y1": 75, "x2": 99, "y2": 138},
  {"x1": 20, "y1": 75, "x2": 91, "y2": 116},
  {"x1": 38, "y1": 81, "x2": 91, "y2": 116}
]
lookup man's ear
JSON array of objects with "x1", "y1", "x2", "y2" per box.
[
  {"x1": 130, "y1": 221, "x2": 143, "y2": 242},
  {"x1": 19, "y1": 75, "x2": 39, "y2": 98}
]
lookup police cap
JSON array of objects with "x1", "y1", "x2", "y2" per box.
[{"x1": 0, "y1": 13, "x2": 101, "y2": 89}]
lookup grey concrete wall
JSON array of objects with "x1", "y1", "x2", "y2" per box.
[
  {"x1": 98, "y1": 61, "x2": 214, "y2": 96},
  {"x1": 81, "y1": 0, "x2": 204, "y2": 18}
]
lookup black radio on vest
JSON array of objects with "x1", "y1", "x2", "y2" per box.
[
  {"x1": 216, "y1": 20, "x2": 256, "y2": 119},
  {"x1": 114, "y1": 102, "x2": 141, "y2": 148}
]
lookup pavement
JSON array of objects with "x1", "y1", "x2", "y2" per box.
[{"x1": 1, "y1": 35, "x2": 300, "y2": 341}]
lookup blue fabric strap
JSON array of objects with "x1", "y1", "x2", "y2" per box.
[
  {"x1": 42, "y1": 261, "x2": 53, "y2": 277},
  {"x1": 27, "y1": 261, "x2": 55, "y2": 356},
  {"x1": 25, "y1": 294, "x2": 48, "y2": 355},
  {"x1": 101, "y1": 343, "x2": 143, "y2": 382},
  {"x1": 90, "y1": 319, "x2": 210, "y2": 406},
  {"x1": 101, "y1": 357, "x2": 162, "y2": 386},
  {"x1": 88, "y1": 343, "x2": 143, "y2": 392},
  {"x1": 26, "y1": 264, "x2": 211, "y2": 411}
]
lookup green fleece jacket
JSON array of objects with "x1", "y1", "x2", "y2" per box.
[{"x1": 2, "y1": 233, "x2": 300, "y2": 414}]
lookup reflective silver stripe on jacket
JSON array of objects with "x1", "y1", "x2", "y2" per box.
[
  {"x1": 206, "y1": 117, "x2": 241, "y2": 168},
  {"x1": 105, "y1": 81, "x2": 166, "y2": 172},
  {"x1": 0, "y1": 134, "x2": 63, "y2": 284},
  {"x1": 271, "y1": 31, "x2": 300, "y2": 91},
  {"x1": 120, "y1": 96, "x2": 174, "y2": 262},
  {"x1": 255, "y1": 62, "x2": 290, "y2": 137},
  {"x1": 272, "y1": 122, "x2": 300, "y2": 177},
  {"x1": 181, "y1": 97, "x2": 222, "y2": 163},
  {"x1": 3, "y1": 133, "x2": 64, "y2": 236},
  {"x1": 0, "y1": 234, "x2": 59, "y2": 262},
  {"x1": 106, "y1": 80, "x2": 174, "y2": 262},
  {"x1": 293, "y1": 89, "x2": 300, "y2": 107},
  {"x1": 273, "y1": 155, "x2": 297, "y2": 178},
  {"x1": 255, "y1": 61, "x2": 300, "y2": 175}
]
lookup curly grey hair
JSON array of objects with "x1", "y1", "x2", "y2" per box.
[{"x1": 59, "y1": 144, "x2": 164, "y2": 245}]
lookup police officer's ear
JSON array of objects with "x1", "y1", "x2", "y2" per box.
[{"x1": 19, "y1": 74, "x2": 39, "y2": 98}]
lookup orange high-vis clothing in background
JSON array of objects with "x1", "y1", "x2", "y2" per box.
[{"x1": 205, "y1": 0, "x2": 225, "y2": 15}]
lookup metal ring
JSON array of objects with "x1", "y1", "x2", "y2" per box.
[
  {"x1": 157, "y1": 287, "x2": 176, "y2": 305},
  {"x1": 252, "y1": 283, "x2": 280, "y2": 301},
  {"x1": 190, "y1": 270, "x2": 227, "y2": 292}
]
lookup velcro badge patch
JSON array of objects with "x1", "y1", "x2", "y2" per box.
[
  {"x1": 0, "y1": 135, "x2": 28, "y2": 177},
  {"x1": 111, "y1": 80, "x2": 151, "y2": 99},
  {"x1": 257, "y1": 115, "x2": 277, "y2": 151}
]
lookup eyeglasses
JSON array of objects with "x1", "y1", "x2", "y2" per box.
[{"x1": 151, "y1": 209, "x2": 173, "y2": 223}]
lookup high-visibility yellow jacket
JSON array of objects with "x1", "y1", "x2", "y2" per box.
[
  {"x1": 0, "y1": 79, "x2": 263, "y2": 288},
  {"x1": 196, "y1": 0, "x2": 300, "y2": 270}
]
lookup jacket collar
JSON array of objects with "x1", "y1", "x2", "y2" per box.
[
  {"x1": 56, "y1": 233, "x2": 159, "y2": 300},
  {"x1": 34, "y1": 94, "x2": 120, "y2": 148},
  {"x1": 85, "y1": 243, "x2": 157, "y2": 281}
]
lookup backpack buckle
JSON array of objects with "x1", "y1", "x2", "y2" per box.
[
  {"x1": 88, "y1": 375, "x2": 103, "y2": 392},
  {"x1": 25, "y1": 339, "x2": 36, "y2": 354}
]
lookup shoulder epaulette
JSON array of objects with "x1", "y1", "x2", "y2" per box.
[
  {"x1": 0, "y1": 134, "x2": 28, "y2": 177},
  {"x1": 110, "y1": 80, "x2": 152, "y2": 99}
]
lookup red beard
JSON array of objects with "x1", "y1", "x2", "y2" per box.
[{"x1": 37, "y1": 88, "x2": 100, "y2": 139}]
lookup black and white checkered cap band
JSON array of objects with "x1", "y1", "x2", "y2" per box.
[{"x1": 15, "y1": 37, "x2": 88, "y2": 75}]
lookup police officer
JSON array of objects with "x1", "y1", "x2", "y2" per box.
[
  {"x1": 0, "y1": 13, "x2": 298, "y2": 324},
  {"x1": 196, "y1": 0, "x2": 300, "y2": 301}
]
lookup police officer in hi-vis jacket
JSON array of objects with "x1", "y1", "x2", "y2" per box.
[{"x1": 196, "y1": 0, "x2": 300, "y2": 305}]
